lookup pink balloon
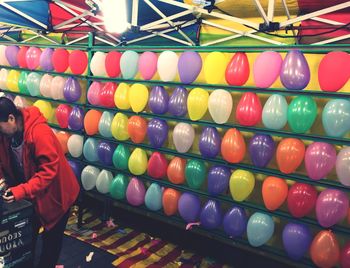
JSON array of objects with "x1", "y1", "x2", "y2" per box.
[
  {"x1": 26, "y1": 47, "x2": 42, "y2": 70},
  {"x1": 87, "y1": 81, "x2": 103, "y2": 105},
  {"x1": 126, "y1": 177, "x2": 146, "y2": 206},
  {"x1": 139, "y1": 52, "x2": 158, "y2": 80},
  {"x1": 341, "y1": 242, "x2": 350, "y2": 268},
  {"x1": 253, "y1": 51, "x2": 282, "y2": 88}
]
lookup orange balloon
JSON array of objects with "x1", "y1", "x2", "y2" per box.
[
  {"x1": 84, "y1": 109, "x2": 102, "y2": 135},
  {"x1": 276, "y1": 138, "x2": 305, "y2": 174},
  {"x1": 221, "y1": 128, "x2": 246, "y2": 163},
  {"x1": 262, "y1": 176, "x2": 288, "y2": 211},
  {"x1": 310, "y1": 230, "x2": 340, "y2": 268},
  {"x1": 167, "y1": 157, "x2": 186, "y2": 184},
  {"x1": 55, "y1": 131, "x2": 70, "y2": 154},
  {"x1": 162, "y1": 188, "x2": 181, "y2": 216},
  {"x1": 127, "y1": 115, "x2": 147, "y2": 144}
]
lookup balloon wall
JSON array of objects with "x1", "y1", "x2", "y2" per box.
[{"x1": 1, "y1": 44, "x2": 350, "y2": 267}]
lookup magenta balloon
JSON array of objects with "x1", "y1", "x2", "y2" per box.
[
  {"x1": 178, "y1": 51, "x2": 202, "y2": 84},
  {"x1": 126, "y1": 177, "x2": 145, "y2": 206},
  {"x1": 40, "y1": 48, "x2": 54, "y2": 71},
  {"x1": 26, "y1": 47, "x2": 42, "y2": 70},
  {"x1": 87, "y1": 81, "x2": 103, "y2": 105},
  {"x1": 5, "y1": 45, "x2": 19, "y2": 67},
  {"x1": 253, "y1": 51, "x2": 282, "y2": 88}
]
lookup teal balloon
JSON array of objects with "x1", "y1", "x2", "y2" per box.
[
  {"x1": 120, "y1": 50, "x2": 139, "y2": 79},
  {"x1": 26, "y1": 72, "x2": 42, "y2": 96},
  {"x1": 112, "y1": 144, "x2": 130, "y2": 170},
  {"x1": 145, "y1": 183, "x2": 163, "y2": 211},
  {"x1": 322, "y1": 99, "x2": 350, "y2": 137},
  {"x1": 185, "y1": 159, "x2": 207, "y2": 189},
  {"x1": 262, "y1": 94, "x2": 288, "y2": 130},
  {"x1": 18, "y1": 71, "x2": 29, "y2": 94},
  {"x1": 98, "y1": 111, "x2": 113, "y2": 138},
  {"x1": 288, "y1": 96, "x2": 317, "y2": 133},
  {"x1": 83, "y1": 138, "x2": 99, "y2": 162},
  {"x1": 110, "y1": 174, "x2": 128, "y2": 200},
  {"x1": 247, "y1": 212, "x2": 275, "y2": 247}
]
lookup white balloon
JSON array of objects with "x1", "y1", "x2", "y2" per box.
[
  {"x1": 262, "y1": 94, "x2": 288, "y2": 130},
  {"x1": 51, "y1": 76, "x2": 66, "y2": 100},
  {"x1": 0, "y1": 45, "x2": 9, "y2": 66},
  {"x1": 13, "y1": 96, "x2": 29, "y2": 108},
  {"x1": 157, "y1": 51, "x2": 178, "y2": 82},
  {"x1": 81, "y1": 165, "x2": 100, "y2": 191},
  {"x1": 208, "y1": 89, "x2": 233, "y2": 124},
  {"x1": 336, "y1": 147, "x2": 350, "y2": 186},
  {"x1": 96, "y1": 169, "x2": 113, "y2": 194},
  {"x1": 0, "y1": 68, "x2": 8, "y2": 89},
  {"x1": 173, "y1": 122, "x2": 195, "y2": 153},
  {"x1": 90, "y1": 52, "x2": 107, "y2": 77},
  {"x1": 67, "y1": 134, "x2": 84, "y2": 158},
  {"x1": 40, "y1": 74, "x2": 53, "y2": 98}
]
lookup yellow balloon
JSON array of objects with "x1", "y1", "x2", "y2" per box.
[
  {"x1": 33, "y1": 100, "x2": 53, "y2": 120},
  {"x1": 129, "y1": 83, "x2": 149, "y2": 112},
  {"x1": 114, "y1": 83, "x2": 130, "y2": 110},
  {"x1": 128, "y1": 148, "x2": 148, "y2": 175},
  {"x1": 204, "y1": 52, "x2": 227, "y2": 84},
  {"x1": 6, "y1": 70, "x2": 20, "y2": 92},
  {"x1": 187, "y1": 88, "x2": 209, "y2": 121},
  {"x1": 229, "y1": 169, "x2": 255, "y2": 202},
  {"x1": 111, "y1": 113, "x2": 129, "y2": 140}
]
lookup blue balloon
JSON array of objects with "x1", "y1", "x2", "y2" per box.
[
  {"x1": 147, "y1": 119, "x2": 168, "y2": 148},
  {"x1": 149, "y1": 86, "x2": 169, "y2": 114},
  {"x1": 207, "y1": 166, "x2": 230, "y2": 195},
  {"x1": 223, "y1": 206, "x2": 247, "y2": 237},
  {"x1": 262, "y1": 94, "x2": 288, "y2": 130},
  {"x1": 98, "y1": 111, "x2": 114, "y2": 138},
  {"x1": 200, "y1": 200, "x2": 222, "y2": 229},
  {"x1": 145, "y1": 183, "x2": 163, "y2": 211},
  {"x1": 83, "y1": 138, "x2": 99, "y2": 162},
  {"x1": 120, "y1": 50, "x2": 139, "y2": 79},
  {"x1": 322, "y1": 99, "x2": 350, "y2": 137},
  {"x1": 97, "y1": 141, "x2": 115, "y2": 166},
  {"x1": 168, "y1": 86, "x2": 188, "y2": 117},
  {"x1": 68, "y1": 160, "x2": 82, "y2": 180},
  {"x1": 247, "y1": 212, "x2": 274, "y2": 247},
  {"x1": 199, "y1": 127, "x2": 221, "y2": 158},
  {"x1": 68, "y1": 106, "x2": 84, "y2": 131},
  {"x1": 178, "y1": 192, "x2": 201, "y2": 223},
  {"x1": 248, "y1": 134, "x2": 275, "y2": 168},
  {"x1": 63, "y1": 77, "x2": 82, "y2": 102}
]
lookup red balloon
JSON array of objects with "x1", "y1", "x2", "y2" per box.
[
  {"x1": 52, "y1": 48, "x2": 69, "y2": 73},
  {"x1": 162, "y1": 188, "x2": 181, "y2": 216},
  {"x1": 287, "y1": 183, "x2": 317, "y2": 218},
  {"x1": 225, "y1": 52, "x2": 250, "y2": 86},
  {"x1": 55, "y1": 104, "x2": 72, "y2": 128},
  {"x1": 341, "y1": 242, "x2": 350, "y2": 268},
  {"x1": 236, "y1": 92, "x2": 262, "y2": 126},
  {"x1": 69, "y1": 50, "x2": 88, "y2": 75},
  {"x1": 147, "y1": 152, "x2": 168, "y2": 179},
  {"x1": 17, "y1": 46, "x2": 28, "y2": 68},
  {"x1": 318, "y1": 51, "x2": 350, "y2": 92},
  {"x1": 105, "y1": 51, "x2": 122, "y2": 78},
  {"x1": 100, "y1": 82, "x2": 117, "y2": 108}
]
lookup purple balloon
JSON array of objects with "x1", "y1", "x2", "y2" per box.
[
  {"x1": 148, "y1": 86, "x2": 169, "y2": 114},
  {"x1": 282, "y1": 223, "x2": 312, "y2": 261},
  {"x1": 316, "y1": 189, "x2": 349, "y2": 228},
  {"x1": 200, "y1": 200, "x2": 222, "y2": 229},
  {"x1": 248, "y1": 134, "x2": 275, "y2": 168},
  {"x1": 126, "y1": 177, "x2": 146, "y2": 206},
  {"x1": 68, "y1": 160, "x2": 82, "y2": 180},
  {"x1": 178, "y1": 192, "x2": 201, "y2": 223},
  {"x1": 168, "y1": 86, "x2": 188, "y2": 117},
  {"x1": 40, "y1": 48, "x2": 54, "y2": 71},
  {"x1": 305, "y1": 142, "x2": 336, "y2": 181},
  {"x1": 63, "y1": 77, "x2": 82, "y2": 102},
  {"x1": 223, "y1": 206, "x2": 247, "y2": 237},
  {"x1": 147, "y1": 119, "x2": 168, "y2": 148},
  {"x1": 97, "y1": 141, "x2": 115, "y2": 166},
  {"x1": 207, "y1": 166, "x2": 230, "y2": 195},
  {"x1": 68, "y1": 106, "x2": 84, "y2": 130},
  {"x1": 280, "y1": 50, "x2": 310, "y2": 90},
  {"x1": 178, "y1": 51, "x2": 202, "y2": 84},
  {"x1": 5, "y1": 46, "x2": 19, "y2": 67},
  {"x1": 199, "y1": 127, "x2": 221, "y2": 158}
]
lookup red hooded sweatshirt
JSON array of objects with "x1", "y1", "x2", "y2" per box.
[{"x1": 0, "y1": 107, "x2": 80, "y2": 230}]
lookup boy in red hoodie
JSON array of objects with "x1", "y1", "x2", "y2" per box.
[{"x1": 0, "y1": 97, "x2": 80, "y2": 268}]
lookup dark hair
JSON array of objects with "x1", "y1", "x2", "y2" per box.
[{"x1": 0, "y1": 97, "x2": 21, "y2": 122}]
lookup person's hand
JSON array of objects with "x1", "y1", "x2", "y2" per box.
[
  {"x1": 0, "y1": 177, "x2": 7, "y2": 193},
  {"x1": 2, "y1": 189, "x2": 14, "y2": 203}
]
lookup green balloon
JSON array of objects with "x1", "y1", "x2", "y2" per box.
[
  {"x1": 112, "y1": 144, "x2": 130, "y2": 170},
  {"x1": 185, "y1": 159, "x2": 207, "y2": 189},
  {"x1": 110, "y1": 174, "x2": 128, "y2": 199},
  {"x1": 18, "y1": 71, "x2": 29, "y2": 94},
  {"x1": 287, "y1": 96, "x2": 317, "y2": 133}
]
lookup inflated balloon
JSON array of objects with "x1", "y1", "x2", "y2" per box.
[
  {"x1": 204, "y1": 52, "x2": 227, "y2": 84},
  {"x1": 223, "y1": 206, "x2": 247, "y2": 238},
  {"x1": 208, "y1": 89, "x2": 233, "y2": 124},
  {"x1": 148, "y1": 152, "x2": 168, "y2": 179},
  {"x1": 69, "y1": 50, "x2": 88, "y2": 75},
  {"x1": 287, "y1": 183, "x2": 317, "y2": 218},
  {"x1": 168, "y1": 86, "x2": 188, "y2": 117},
  {"x1": 98, "y1": 111, "x2": 113, "y2": 138},
  {"x1": 0, "y1": 46, "x2": 8, "y2": 66},
  {"x1": 39, "y1": 48, "x2": 54, "y2": 71},
  {"x1": 111, "y1": 113, "x2": 129, "y2": 141},
  {"x1": 6, "y1": 70, "x2": 20, "y2": 92},
  {"x1": 185, "y1": 159, "x2": 206, "y2": 190},
  {"x1": 84, "y1": 109, "x2": 102, "y2": 135},
  {"x1": 67, "y1": 134, "x2": 84, "y2": 158},
  {"x1": 33, "y1": 100, "x2": 52, "y2": 120},
  {"x1": 110, "y1": 174, "x2": 128, "y2": 199},
  {"x1": 68, "y1": 160, "x2": 81, "y2": 180},
  {"x1": 310, "y1": 230, "x2": 340, "y2": 268},
  {"x1": 318, "y1": 51, "x2": 350, "y2": 92},
  {"x1": 276, "y1": 138, "x2": 305, "y2": 174},
  {"x1": 51, "y1": 76, "x2": 66, "y2": 100},
  {"x1": 97, "y1": 141, "x2": 115, "y2": 166},
  {"x1": 316, "y1": 189, "x2": 349, "y2": 228},
  {"x1": 112, "y1": 144, "x2": 130, "y2": 170},
  {"x1": 39, "y1": 74, "x2": 53, "y2": 97},
  {"x1": 149, "y1": 86, "x2": 169, "y2": 114},
  {"x1": 5, "y1": 45, "x2": 19, "y2": 67},
  {"x1": 336, "y1": 147, "x2": 350, "y2": 186},
  {"x1": 105, "y1": 51, "x2": 122, "y2": 78},
  {"x1": 96, "y1": 170, "x2": 113, "y2": 194},
  {"x1": 128, "y1": 148, "x2": 148, "y2": 175},
  {"x1": 52, "y1": 48, "x2": 69, "y2": 73},
  {"x1": 55, "y1": 131, "x2": 70, "y2": 154},
  {"x1": 100, "y1": 82, "x2": 117, "y2": 108},
  {"x1": 340, "y1": 242, "x2": 350, "y2": 268},
  {"x1": 63, "y1": 77, "x2": 81, "y2": 102},
  {"x1": 253, "y1": 51, "x2": 282, "y2": 88},
  {"x1": 139, "y1": 51, "x2": 157, "y2": 80},
  {"x1": 147, "y1": 119, "x2": 168, "y2": 148},
  {"x1": 322, "y1": 99, "x2": 350, "y2": 137},
  {"x1": 262, "y1": 176, "x2": 288, "y2": 211},
  {"x1": 207, "y1": 166, "x2": 230, "y2": 196},
  {"x1": 282, "y1": 223, "x2": 312, "y2": 261},
  {"x1": 199, "y1": 127, "x2": 221, "y2": 158},
  {"x1": 83, "y1": 138, "x2": 99, "y2": 162},
  {"x1": 200, "y1": 200, "x2": 222, "y2": 229},
  {"x1": 178, "y1": 192, "x2": 201, "y2": 223},
  {"x1": 178, "y1": 51, "x2": 202, "y2": 84},
  {"x1": 157, "y1": 50, "x2": 178, "y2": 82},
  {"x1": 162, "y1": 188, "x2": 181, "y2": 216},
  {"x1": 129, "y1": 83, "x2": 149, "y2": 113},
  {"x1": 248, "y1": 134, "x2": 275, "y2": 168},
  {"x1": 145, "y1": 183, "x2": 163, "y2": 211},
  {"x1": 68, "y1": 106, "x2": 84, "y2": 131},
  {"x1": 281, "y1": 50, "x2": 310, "y2": 90},
  {"x1": 18, "y1": 71, "x2": 29, "y2": 94},
  {"x1": 55, "y1": 104, "x2": 72, "y2": 128},
  {"x1": 221, "y1": 128, "x2": 246, "y2": 163},
  {"x1": 127, "y1": 115, "x2": 147, "y2": 144},
  {"x1": 81, "y1": 165, "x2": 100, "y2": 190},
  {"x1": 225, "y1": 52, "x2": 249, "y2": 86},
  {"x1": 236, "y1": 92, "x2": 262, "y2": 126},
  {"x1": 17, "y1": 46, "x2": 28, "y2": 68},
  {"x1": 114, "y1": 83, "x2": 130, "y2": 110},
  {"x1": 187, "y1": 88, "x2": 209, "y2": 121},
  {"x1": 13, "y1": 96, "x2": 29, "y2": 108},
  {"x1": 0, "y1": 68, "x2": 8, "y2": 89},
  {"x1": 120, "y1": 50, "x2": 139, "y2": 79},
  {"x1": 26, "y1": 72, "x2": 42, "y2": 96},
  {"x1": 90, "y1": 51, "x2": 106, "y2": 76},
  {"x1": 229, "y1": 170, "x2": 255, "y2": 202},
  {"x1": 126, "y1": 177, "x2": 146, "y2": 206},
  {"x1": 173, "y1": 123, "x2": 194, "y2": 153},
  {"x1": 26, "y1": 47, "x2": 41, "y2": 70},
  {"x1": 247, "y1": 213, "x2": 274, "y2": 247},
  {"x1": 87, "y1": 81, "x2": 102, "y2": 105},
  {"x1": 288, "y1": 96, "x2": 317, "y2": 133},
  {"x1": 167, "y1": 157, "x2": 186, "y2": 184},
  {"x1": 305, "y1": 142, "x2": 336, "y2": 180}
]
